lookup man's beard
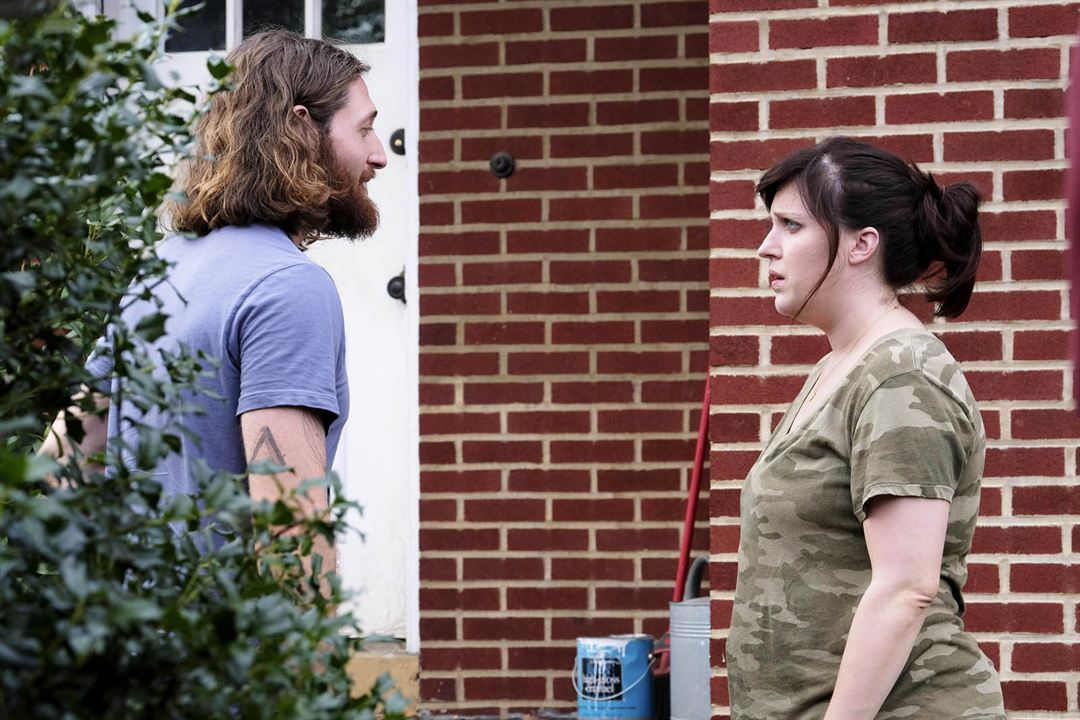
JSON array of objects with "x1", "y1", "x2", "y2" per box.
[{"x1": 320, "y1": 140, "x2": 380, "y2": 241}]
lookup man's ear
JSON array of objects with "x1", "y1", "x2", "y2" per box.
[
  {"x1": 291, "y1": 104, "x2": 310, "y2": 120},
  {"x1": 848, "y1": 226, "x2": 880, "y2": 266}
]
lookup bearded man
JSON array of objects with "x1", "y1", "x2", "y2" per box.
[{"x1": 45, "y1": 29, "x2": 386, "y2": 576}]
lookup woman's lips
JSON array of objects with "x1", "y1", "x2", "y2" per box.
[{"x1": 769, "y1": 271, "x2": 783, "y2": 290}]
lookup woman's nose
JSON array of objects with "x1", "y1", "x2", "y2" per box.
[{"x1": 757, "y1": 227, "x2": 779, "y2": 259}]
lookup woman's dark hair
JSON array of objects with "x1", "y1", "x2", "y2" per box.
[{"x1": 756, "y1": 136, "x2": 982, "y2": 318}]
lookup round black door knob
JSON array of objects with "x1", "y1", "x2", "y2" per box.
[
  {"x1": 490, "y1": 152, "x2": 515, "y2": 178},
  {"x1": 390, "y1": 128, "x2": 405, "y2": 156},
  {"x1": 387, "y1": 274, "x2": 406, "y2": 302}
]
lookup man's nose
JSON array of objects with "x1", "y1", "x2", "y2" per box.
[{"x1": 369, "y1": 133, "x2": 388, "y2": 170}]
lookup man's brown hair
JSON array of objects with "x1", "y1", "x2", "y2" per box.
[{"x1": 168, "y1": 29, "x2": 369, "y2": 241}]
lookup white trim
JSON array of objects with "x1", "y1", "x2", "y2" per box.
[{"x1": 304, "y1": 0, "x2": 322, "y2": 39}]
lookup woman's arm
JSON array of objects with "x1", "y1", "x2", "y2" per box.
[{"x1": 824, "y1": 495, "x2": 951, "y2": 720}]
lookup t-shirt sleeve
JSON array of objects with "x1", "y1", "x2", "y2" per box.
[
  {"x1": 849, "y1": 371, "x2": 974, "y2": 522},
  {"x1": 231, "y1": 263, "x2": 345, "y2": 421}
]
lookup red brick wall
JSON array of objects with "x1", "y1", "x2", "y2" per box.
[
  {"x1": 418, "y1": 1, "x2": 709, "y2": 715},
  {"x1": 710, "y1": 1, "x2": 1078, "y2": 718}
]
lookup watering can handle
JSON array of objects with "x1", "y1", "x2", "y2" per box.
[{"x1": 683, "y1": 556, "x2": 708, "y2": 600}]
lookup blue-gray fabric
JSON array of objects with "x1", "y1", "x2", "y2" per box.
[{"x1": 87, "y1": 224, "x2": 349, "y2": 496}]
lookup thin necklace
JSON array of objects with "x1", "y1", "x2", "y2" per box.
[{"x1": 806, "y1": 302, "x2": 900, "y2": 402}]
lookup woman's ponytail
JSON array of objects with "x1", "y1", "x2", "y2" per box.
[{"x1": 917, "y1": 176, "x2": 982, "y2": 318}]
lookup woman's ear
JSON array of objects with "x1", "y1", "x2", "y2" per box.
[
  {"x1": 291, "y1": 104, "x2": 310, "y2": 120},
  {"x1": 848, "y1": 226, "x2": 880, "y2": 266}
]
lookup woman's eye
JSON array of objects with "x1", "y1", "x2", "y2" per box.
[{"x1": 784, "y1": 219, "x2": 800, "y2": 232}]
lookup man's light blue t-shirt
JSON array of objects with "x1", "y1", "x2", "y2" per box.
[{"x1": 88, "y1": 224, "x2": 349, "y2": 497}]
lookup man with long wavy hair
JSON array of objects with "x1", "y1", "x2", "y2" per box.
[{"x1": 47, "y1": 29, "x2": 387, "y2": 582}]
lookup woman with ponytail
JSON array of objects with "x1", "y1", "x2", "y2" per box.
[{"x1": 728, "y1": 137, "x2": 1005, "y2": 719}]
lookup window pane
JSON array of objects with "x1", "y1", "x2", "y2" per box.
[
  {"x1": 165, "y1": 0, "x2": 226, "y2": 52},
  {"x1": 243, "y1": 0, "x2": 304, "y2": 37},
  {"x1": 323, "y1": 0, "x2": 385, "y2": 44}
]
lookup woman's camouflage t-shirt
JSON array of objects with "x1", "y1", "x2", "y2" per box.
[{"x1": 728, "y1": 328, "x2": 1004, "y2": 719}]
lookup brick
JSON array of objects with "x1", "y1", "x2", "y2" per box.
[
  {"x1": 551, "y1": 69, "x2": 634, "y2": 96},
  {"x1": 985, "y1": 447, "x2": 1065, "y2": 477},
  {"x1": 641, "y1": 192, "x2": 708, "y2": 219},
  {"x1": 462, "y1": 557, "x2": 544, "y2": 580},
  {"x1": 461, "y1": 261, "x2": 542, "y2": 285},
  {"x1": 511, "y1": 166, "x2": 590, "y2": 192},
  {"x1": 1009, "y1": 4, "x2": 1080, "y2": 38},
  {"x1": 1011, "y1": 564, "x2": 1079, "y2": 594},
  {"x1": 419, "y1": 323, "x2": 456, "y2": 347},
  {"x1": 465, "y1": 676, "x2": 547, "y2": 702},
  {"x1": 709, "y1": 334, "x2": 760, "y2": 367},
  {"x1": 770, "y1": 96, "x2": 876, "y2": 130},
  {"x1": 598, "y1": 468, "x2": 680, "y2": 492},
  {"x1": 418, "y1": 11, "x2": 453, "y2": 37},
  {"x1": 1004, "y1": 88, "x2": 1065, "y2": 119},
  {"x1": 965, "y1": 562, "x2": 999, "y2": 593},
  {"x1": 508, "y1": 102, "x2": 590, "y2": 128},
  {"x1": 464, "y1": 497, "x2": 547, "y2": 522},
  {"x1": 594, "y1": 162, "x2": 680, "y2": 189},
  {"x1": 1000, "y1": 681, "x2": 1069, "y2": 712},
  {"x1": 507, "y1": 644, "x2": 578, "y2": 670},
  {"x1": 889, "y1": 10, "x2": 997, "y2": 43},
  {"x1": 712, "y1": 374, "x2": 805, "y2": 405},
  {"x1": 460, "y1": 198, "x2": 542, "y2": 224},
  {"x1": 972, "y1": 525, "x2": 1062, "y2": 554},
  {"x1": 947, "y1": 48, "x2": 1062, "y2": 82},
  {"x1": 419, "y1": 42, "x2": 500, "y2": 69},
  {"x1": 552, "y1": 498, "x2": 634, "y2": 522},
  {"x1": 714, "y1": 0, "x2": 814, "y2": 9},
  {"x1": 463, "y1": 381, "x2": 544, "y2": 405},
  {"x1": 420, "y1": 231, "x2": 499, "y2": 256},
  {"x1": 508, "y1": 468, "x2": 591, "y2": 492},
  {"x1": 597, "y1": 99, "x2": 680, "y2": 127},
  {"x1": 550, "y1": 196, "x2": 633, "y2": 221},
  {"x1": 710, "y1": 20, "x2": 758, "y2": 53},
  {"x1": 770, "y1": 15, "x2": 877, "y2": 49},
  {"x1": 419, "y1": 264, "x2": 455, "y2": 288},
  {"x1": 507, "y1": 410, "x2": 591, "y2": 434},
  {"x1": 1014, "y1": 330, "x2": 1068, "y2": 361},
  {"x1": 885, "y1": 91, "x2": 994, "y2": 125},
  {"x1": 464, "y1": 321, "x2": 545, "y2": 346},
  {"x1": 642, "y1": 0, "x2": 701, "y2": 27},
  {"x1": 421, "y1": 647, "x2": 501, "y2": 672},
  {"x1": 961, "y1": 290, "x2": 1061, "y2": 322},
  {"x1": 643, "y1": 438, "x2": 698, "y2": 461},
  {"x1": 551, "y1": 615, "x2": 634, "y2": 638},
  {"x1": 598, "y1": 409, "x2": 683, "y2": 433},
  {"x1": 419, "y1": 556, "x2": 455, "y2": 582},
  {"x1": 827, "y1": 53, "x2": 937, "y2": 88},
  {"x1": 419, "y1": 352, "x2": 498, "y2": 378},
  {"x1": 419, "y1": 677, "x2": 456, "y2": 702},
  {"x1": 597, "y1": 289, "x2": 680, "y2": 313},
  {"x1": 596, "y1": 586, "x2": 671, "y2": 611},
  {"x1": 551, "y1": 4, "x2": 633, "y2": 31},
  {"x1": 421, "y1": 469, "x2": 501, "y2": 494},
  {"x1": 710, "y1": 218, "x2": 767, "y2": 250},
  {"x1": 462, "y1": 72, "x2": 544, "y2": 99},
  {"x1": 600, "y1": 527, "x2": 680, "y2": 552},
  {"x1": 943, "y1": 130, "x2": 1055, "y2": 162},
  {"x1": 1012, "y1": 249, "x2": 1065, "y2": 281},
  {"x1": 639, "y1": 258, "x2": 707, "y2": 282},
  {"x1": 1003, "y1": 169, "x2": 1064, "y2": 202},
  {"x1": 858, "y1": 133, "x2": 934, "y2": 163},
  {"x1": 981, "y1": 210, "x2": 1058, "y2": 242},
  {"x1": 419, "y1": 382, "x2": 454, "y2": 405},
  {"x1": 551, "y1": 380, "x2": 635, "y2": 404},
  {"x1": 552, "y1": 320, "x2": 635, "y2": 344},
  {"x1": 507, "y1": 290, "x2": 590, "y2": 315},
  {"x1": 1013, "y1": 643, "x2": 1080, "y2": 673},
  {"x1": 709, "y1": 256, "x2": 759, "y2": 288},
  {"x1": 550, "y1": 440, "x2": 634, "y2": 464},
  {"x1": 419, "y1": 75, "x2": 454, "y2": 101},
  {"x1": 711, "y1": 295, "x2": 789, "y2": 326},
  {"x1": 509, "y1": 351, "x2": 591, "y2": 375},
  {"x1": 642, "y1": 128, "x2": 708, "y2": 155},
  {"x1": 418, "y1": 137, "x2": 453, "y2": 162},
  {"x1": 933, "y1": 331, "x2": 1002, "y2": 362},
  {"x1": 506, "y1": 38, "x2": 586, "y2": 65},
  {"x1": 461, "y1": 135, "x2": 543, "y2": 161},
  {"x1": 1013, "y1": 485, "x2": 1080, "y2": 515},
  {"x1": 712, "y1": 60, "x2": 816, "y2": 92},
  {"x1": 462, "y1": 440, "x2": 542, "y2": 464},
  {"x1": 684, "y1": 32, "x2": 708, "y2": 59},
  {"x1": 711, "y1": 100, "x2": 758, "y2": 132},
  {"x1": 641, "y1": 318, "x2": 709, "y2": 343},
  {"x1": 507, "y1": 528, "x2": 589, "y2": 551},
  {"x1": 551, "y1": 132, "x2": 634, "y2": 158},
  {"x1": 596, "y1": 34, "x2": 679, "y2": 61},
  {"x1": 460, "y1": 8, "x2": 542, "y2": 35},
  {"x1": 712, "y1": 137, "x2": 809, "y2": 172},
  {"x1": 420, "y1": 498, "x2": 455, "y2": 522},
  {"x1": 597, "y1": 351, "x2": 682, "y2": 374},
  {"x1": 967, "y1": 370, "x2": 1062, "y2": 402},
  {"x1": 641, "y1": 65, "x2": 708, "y2": 92},
  {"x1": 598, "y1": 227, "x2": 682, "y2": 252},
  {"x1": 420, "y1": 292, "x2": 501, "y2": 317},
  {"x1": 420, "y1": 528, "x2": 499, "y2": 552},
  {"x1": 507, "y1": 228, "x2": 590, "y2": 254},
  {"x1": 421, "y1": 411, "x2": 501, "y2": 436},
  {"x1": 771, "y1": 334, "x2": 831, "y2": 365},
  {"x1": 964, "y1": 602, "x2": 1063, "y2": 633}
]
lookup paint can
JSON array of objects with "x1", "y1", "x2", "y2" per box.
[{"x1": 575, "y1": 634, "x2": 654, "y2": 719}]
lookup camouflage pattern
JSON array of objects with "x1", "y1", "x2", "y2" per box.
[{"x1": 728, "y1": 328, "x2": 1004, "y2": 719}]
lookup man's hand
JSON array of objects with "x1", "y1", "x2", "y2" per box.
[
  {"x1": 241, "y1": 406, "x2": 336, "y2": 594},
  {"x1": 39, "y1": 390, "x2": 109, "y2": 483}
]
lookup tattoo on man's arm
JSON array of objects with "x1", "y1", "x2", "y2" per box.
[{"x1": 250, "y1": 426, "x2": 286, "y2": 465}]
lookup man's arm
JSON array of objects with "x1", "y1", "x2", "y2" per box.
[
  {"x1": 824, "y1": 495, "x2": 950, "y2": 719},
  {"x1": 39, "y1": 392, "x2": 110, "y2": 479},
  {"x1": 240, "y1": 406, "x2": 336, "y2": 590}
]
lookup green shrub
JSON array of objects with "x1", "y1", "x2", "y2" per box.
[{"x1": 0, "y1": 4, "x2": 405, "y2": 718}]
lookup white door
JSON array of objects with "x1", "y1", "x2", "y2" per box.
[{"x1": 106, "y1": 0, "x2": 420, "y2": 649}]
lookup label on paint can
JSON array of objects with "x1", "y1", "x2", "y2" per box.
[{"x1": 581, "y1": 656, "x2": 623, "y2": 699}]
